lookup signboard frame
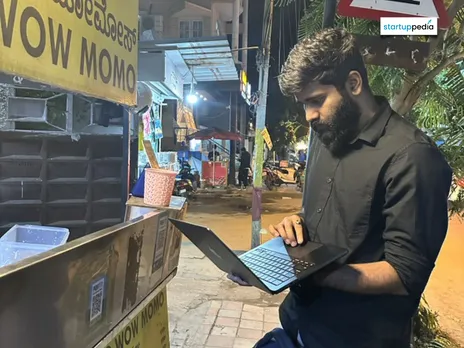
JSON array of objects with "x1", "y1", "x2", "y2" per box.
[
  {"x1": 355, "y1": 34, "x2": 431, "y2": 71},
  {"x1": 0, "y1": 0, "x2": 139, "y2": 105},
  {"x1": 338, "y1": 0, "x2": 451, "y2": 29}
]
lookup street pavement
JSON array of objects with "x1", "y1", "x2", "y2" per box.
[{"x1": 167, "y1": 242, "x2": 287, "y2": 348}]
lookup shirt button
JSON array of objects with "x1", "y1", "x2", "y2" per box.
[
  {"x1": 326, "y1": 177, "x2": 332, "y2": 184},
  {"x1": 317, "y1": 208, "x2": 322, "y2": 213}
]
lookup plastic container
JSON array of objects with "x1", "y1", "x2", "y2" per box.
[
  {"x1": 143, "y1": 168, "x2": 177, "y2": 206},
  {"x1": 0, "y1": 243, "x2": 52, "y2": 267},
  {"x1": 0, "y1": 225, "x2": 70, "y2": 246},
  {"x1": 0, "y1": 225, "x2": 70, "y2": 267}
]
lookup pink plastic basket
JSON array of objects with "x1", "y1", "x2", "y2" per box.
[{"x1": 143, "y1": 168, "x2": 177, "y2": 206}]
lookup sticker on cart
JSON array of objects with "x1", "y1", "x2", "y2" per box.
[
  {"x1": 89, "y1": 276, "x2": 107, "y2": 326},
  {"x1": 152, "y1": 215, "x2": 168, "y2": 274}
]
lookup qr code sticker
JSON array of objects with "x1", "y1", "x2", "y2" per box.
[
  {"x1": 152, "y1": 216, "x2": 168, "y2": 273},
  {"x1": 89, "y1": 277, "x2": 105, "y2": 323}
]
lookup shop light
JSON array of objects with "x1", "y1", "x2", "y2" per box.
[{"x1": 187, "y1": 94, "x2": 198, "y2": 104}]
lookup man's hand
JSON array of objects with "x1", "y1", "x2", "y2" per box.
[
  {"x1": 269, "y1": 215, "x2": 305, "y2": 247},
  {"x1": 227, "y1": 273, "x2": 250, "y2": 286}
]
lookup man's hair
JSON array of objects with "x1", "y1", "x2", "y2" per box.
[
  {"x1": 241, "y1": 147, "x2": 246, "y2": 152},
  {"x1": 278, "y1": 28, "x2": 369, "y2": 97}
]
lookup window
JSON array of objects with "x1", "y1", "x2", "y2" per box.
[{"x1": 179, "y1": 20, "x2": 203, "y2": 38}]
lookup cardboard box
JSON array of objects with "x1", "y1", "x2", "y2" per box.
[{"x1": 125, "y1": 196, "x2": 187, "y2": 289}]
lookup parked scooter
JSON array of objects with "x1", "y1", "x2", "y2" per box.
[
  {"x1": 173, "y1": 160, "x2": 197, "y2": 199},
  {"x1": 272, "y1": 163, "x2": 299, "y2": 187}
]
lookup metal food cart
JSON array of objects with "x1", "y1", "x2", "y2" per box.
[{"x1": 0, "y1": 196, "x2": 187, "y2": 348}]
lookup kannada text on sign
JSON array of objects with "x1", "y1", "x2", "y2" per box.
[{"x1": 0, "y1": 0, "x2": 139, "y2": 105}]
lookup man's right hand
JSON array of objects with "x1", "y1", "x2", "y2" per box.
[{"x1": 269, "y1": 215, "x2": 305, "y2": 247}]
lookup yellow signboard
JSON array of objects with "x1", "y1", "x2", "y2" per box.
[
  {"x1": 0, "y1": 0, "x2": 138, "y2": 106},
  {"x1": 105, "y1": 288, "x2": 170, "y2": 348},
  {"x1": 261, "y1": 128, "x2": 273, "y2": 150}
]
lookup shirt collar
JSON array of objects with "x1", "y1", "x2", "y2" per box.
[{"x1": 353, "y1": 96, "x2": 393, "y2": 146}]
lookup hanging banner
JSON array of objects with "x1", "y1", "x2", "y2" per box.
[
  {"x1": 0, "y1": 0, "x2": 139, "y2": 106},
  {"x1": 138, "y1": 121, "x2": 144, "y2": 151},
  {"x1": 261, "y1": 128, "x2": 273, "y2": 150},
  {"x1": 153, "y1": 119, "x2": 163, "y2": 140}
]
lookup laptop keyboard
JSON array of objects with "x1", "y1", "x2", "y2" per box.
[{"x1": 240, "y1": 248, "x2": 315, "y2": 286}]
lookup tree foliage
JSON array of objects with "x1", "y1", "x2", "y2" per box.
[{"x1": 268, "y1": 95, "x2": 308, "y2": 154}]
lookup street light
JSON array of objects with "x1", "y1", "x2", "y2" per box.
[{"x1": 187, "y1": 94, "x2": 198, "y2": 104}]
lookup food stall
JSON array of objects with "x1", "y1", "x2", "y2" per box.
[
  {"x1": 0, "y1": 209, "x2": 184, "y2": 348},
  {"x1": 186, "y1": 127, "x2": 242, "y2": 187},
  {"x1": 0, "y1": 1, "x2": 187, "y2": 347}
]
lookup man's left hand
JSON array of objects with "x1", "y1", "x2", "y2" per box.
[{"x1": 227, "y1": 273, "x2": 251, "y2": 286}]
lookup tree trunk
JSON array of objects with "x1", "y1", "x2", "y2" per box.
[{"x1": 391, "y1": 73, "x2": 422, "y2": 116}]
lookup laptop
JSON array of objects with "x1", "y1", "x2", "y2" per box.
[{"x1": 169, "y1": 219, "x2": 348, "y2": 295}]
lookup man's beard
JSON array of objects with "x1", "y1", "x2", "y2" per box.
[{"x1": 310, "y1": 94, "x2": 361, "y2": 156}]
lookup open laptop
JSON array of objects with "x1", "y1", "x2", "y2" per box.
[{"x1": 169, "y1": 219, "x2": 348, "y2": 295}]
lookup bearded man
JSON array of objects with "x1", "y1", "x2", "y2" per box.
[{"x1": 232, "y1": 28, "x2": 453, "y2": 348}]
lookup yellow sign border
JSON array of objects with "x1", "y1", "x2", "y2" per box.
[
  {"x1": 95, "y1": 287, "x2": 170, "y2": 348},
  {"x1": 0, "y1": 0, "x2": 139, "y2": 105}
]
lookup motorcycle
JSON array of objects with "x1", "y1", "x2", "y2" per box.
[
  {"x1": 173, "y1": 160, "x2": 197, "y2": 199},
  {"x1": 263, "y1": 163, "x2": 278, "y2": 190},
  {"x1": 295, "y1": 161, "x2": 305, "y2": 192}
]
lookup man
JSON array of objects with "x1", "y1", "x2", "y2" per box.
[
  {"x1": 208, "y1": 144, "x2": 220, "y2": 161},
  {"x1": 298, "y1": 150, "x2": 307, "y2": 163},
  {"x1": 239, "y1": 147, "x2": 251, "y2": 189},
  {"x1": 232, "y1": 29, "x2": 452, "y2": 347}
]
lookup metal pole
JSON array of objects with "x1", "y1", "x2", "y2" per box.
[
  {"x1": 322, "y1": 0, "x2": 337, "y2": 28},
  {"x1": 229, "y1": 92, "x2": 237, "y2": 187},
  {"x1": 251, "y1": 0, "x2": 275, "y2": 248},
  {"x1": 242, "y1": 0, "x2": 249, "y2": 72},
  {"x1": 232, "y1": 0, "x2": 240, "y2": 63},
  {"x1": 121, "y1": 107, "x2": 131, "y2": 218},
  {"x1": 228, "y1": 92, "x2": 234, "y2": 187}
]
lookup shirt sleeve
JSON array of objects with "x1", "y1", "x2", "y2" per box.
[{"x1": 383, "y1": 142, "x2": 452, "y2": 298}]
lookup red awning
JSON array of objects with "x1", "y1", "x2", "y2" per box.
[{"x1": 186, "y1": 127, "x2": 242, "y2": 141}]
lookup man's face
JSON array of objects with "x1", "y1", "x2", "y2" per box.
[{"x1": 295, "y1": 81, "x2": 361, "y2": 155}]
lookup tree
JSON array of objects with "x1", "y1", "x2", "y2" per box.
[{"x1": 267, "y1": 94, "x2": 308, "y2": 154}]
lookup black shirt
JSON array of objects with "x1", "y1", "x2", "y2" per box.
[{"x1": 280, "y1": 98, "x2": 452, "y2": 348}]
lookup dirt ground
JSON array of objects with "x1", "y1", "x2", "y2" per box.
[{"x1": 185, "y1": 189, "x2": 464, "y2": 346}]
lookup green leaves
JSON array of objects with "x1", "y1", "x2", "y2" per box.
[{"x1": 414, "y1": 299, "x2": 459, "y2": 348}]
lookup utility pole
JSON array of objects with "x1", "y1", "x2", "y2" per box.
[
  {"x1": 251, "y1": 0, "x2": 275, "y2": 248},
  {"x1": 242, "y1": 0, "x2": 249, "y2": 72},
  {"x1": 323, "y1": 0, "x2": 337, "y2": 28}
]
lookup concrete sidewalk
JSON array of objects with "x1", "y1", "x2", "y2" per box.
[{"x1": 167, "y1": 242, "x2": 288, "y2": 348}]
